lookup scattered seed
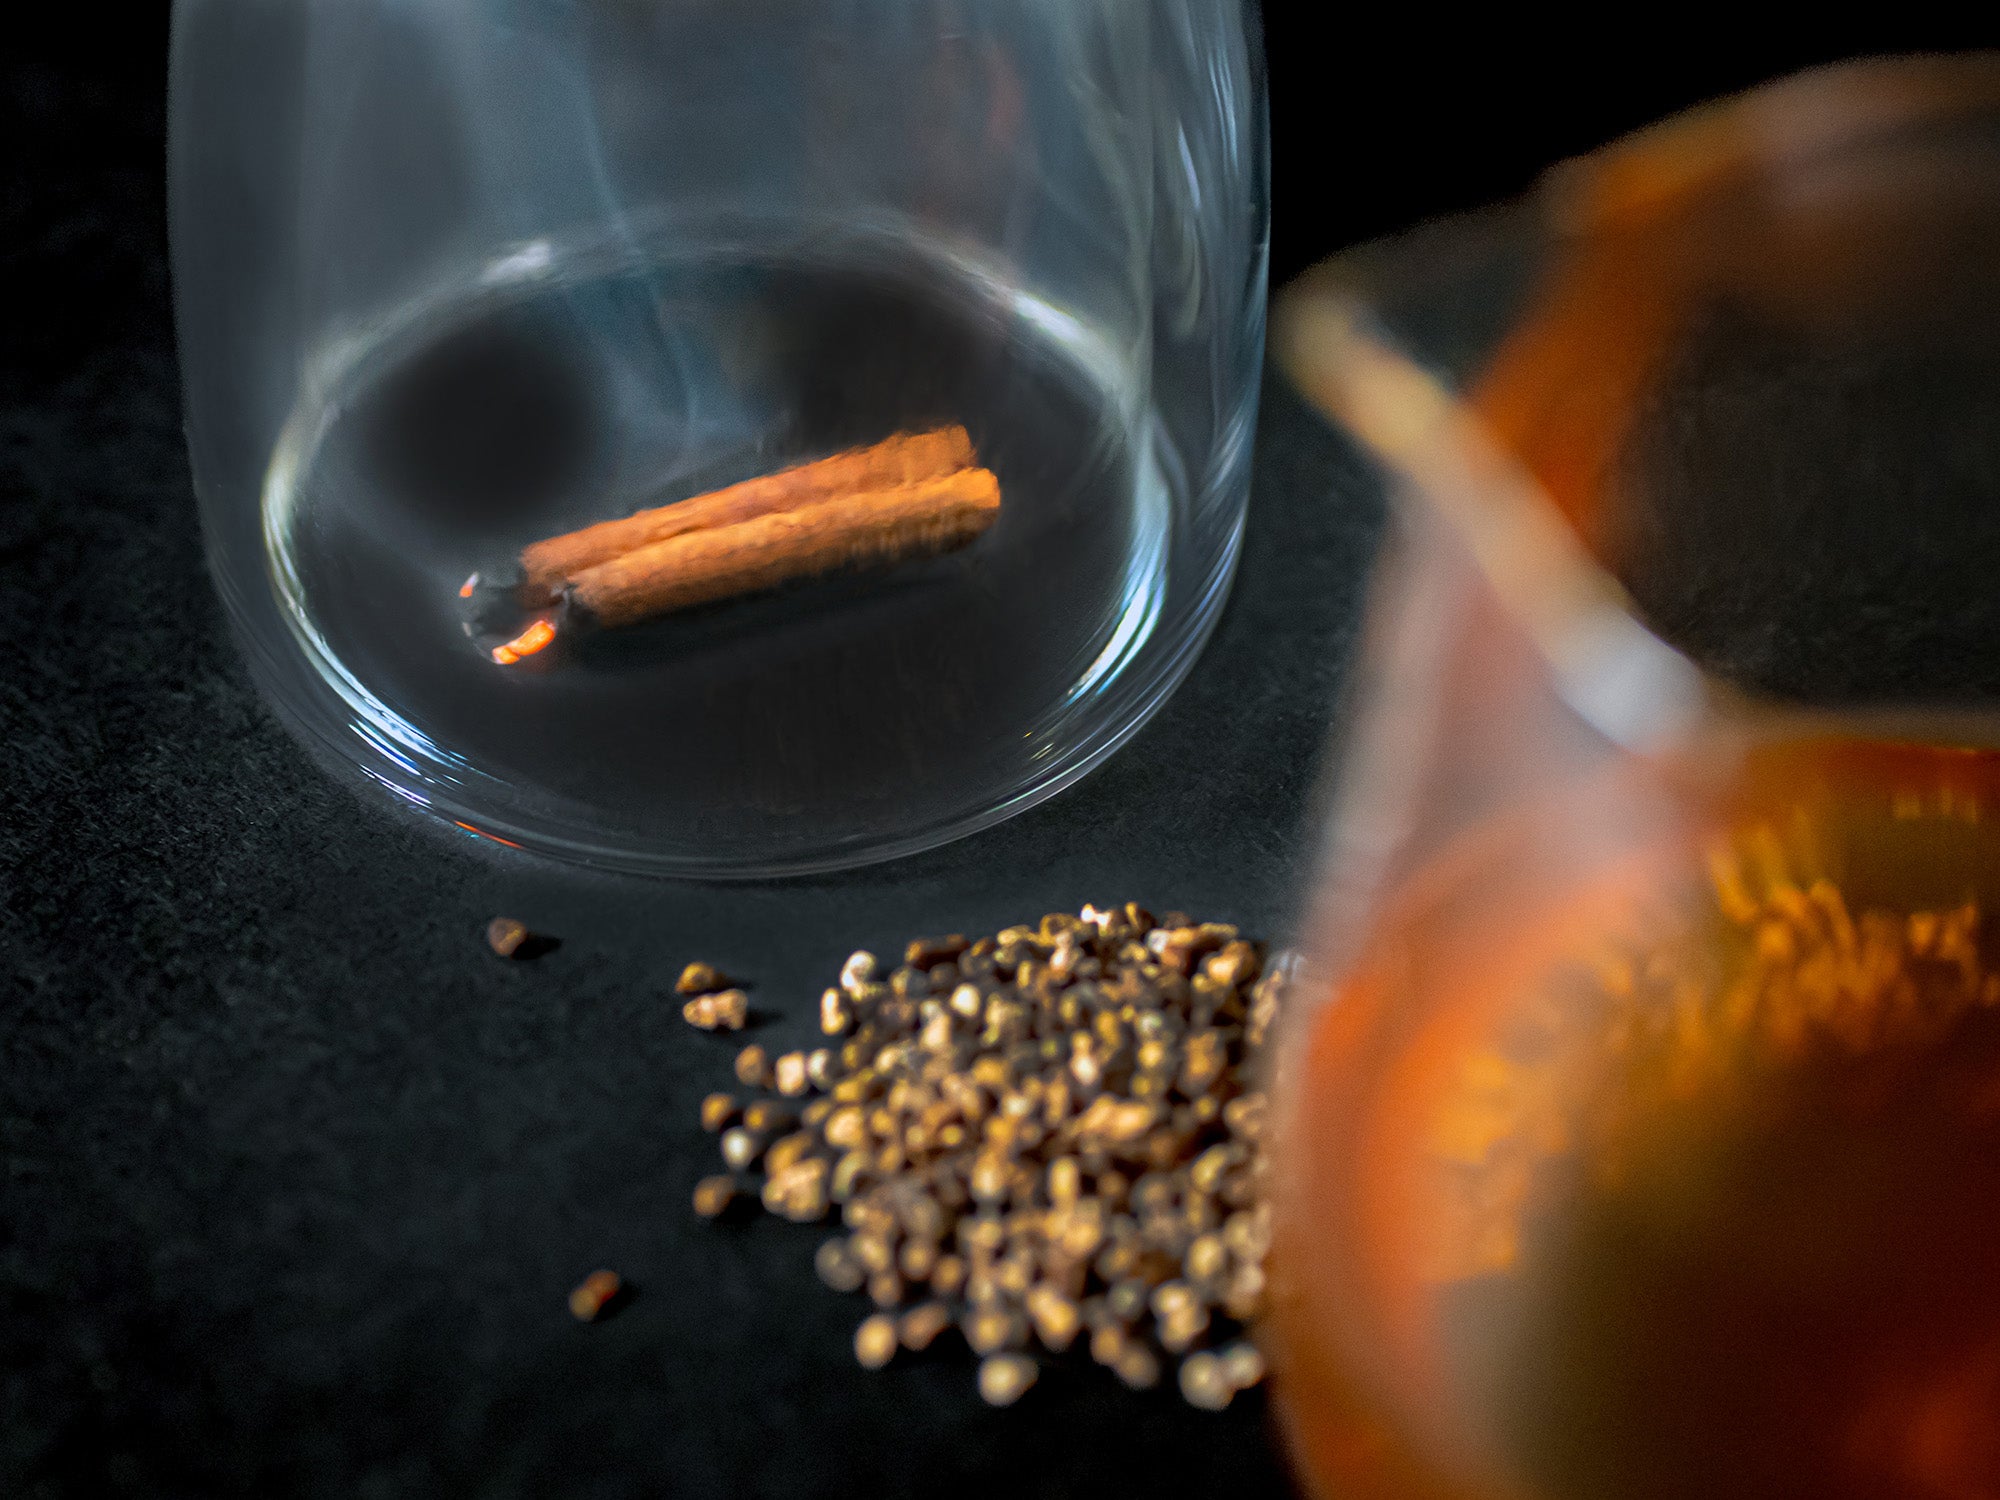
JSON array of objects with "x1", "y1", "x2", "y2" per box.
[
  {"x1": 840, "y1": 951, "x2": 878, "y2": 996},
  {"x1": 964, "y1": 1306, "x2": 1025, "y2": 1356},
  {"x1": 1179, "y1": 1350, "x2": 1233, "y2": 1410},
  {"x1": 816, "y1": 1238, "x2": 866, "y2": 1294},
  {"x1": 1025, "y1": 1284, "x2": 1081, "y2": 1352},
  {"x1": 1113, "y1": 1344, "x2": 1162, "y2": 1390},
  {"x1": 692, "y1": 1175, "x2": 736, "y2": 1219},
  {"x1": 977, "y1": 1353, "x2": 1038, "y2": 1407},
  {"x1": 855, "y1": 1314, "x2": 899, "y2": 1370},
  {"x1": 898, "y1": 1237, "x2": 938, "y2": 1282},
  {"x1": 699, "y1": 1092, "x2": 737, "y2": 1132},
  {"x1": 719, "y1": 1127, "x2": 763, "y2": 1172},
  {"x1": 899, "y1": 1301, "x2": 952, "y2": 1351},
  {"x1": 486, "y1": 918, "x2": 530, "y2": 958},
  {"x1": 711, "y1": 989, "x2": 749, "y2": 1029},
  {"x1": 568, "y1": 1269, "x2": 622, "y2": 1322},
  {"x1": 821, "y1": 988, "x2": 853, "y2": 1036},
  {"x1": 867, "y1": 1270, "x2": 905, "y2": 1308},
  {"x1": 741, "y1": 1099, "x2": 791, "y2": 1135},
  {"x1": 677, "y1": 961, "x2": 726, "y2": 995},
  {"x1": 774, "y1": 1051, "x2": 810, "y2": 1097},
  {"x1": 734, "y1": 1046, "x2": 770, "y2": 1089},
  {"x1": 1218, "y1": 1340, "x2": 1266, "y2": 1391}
]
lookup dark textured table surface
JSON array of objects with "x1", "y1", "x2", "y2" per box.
[{"x1": 1, "y1": 43, "x2": 1382, "y2": 1500}]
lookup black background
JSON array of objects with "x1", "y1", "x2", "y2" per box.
[{"x1": 4, "y1": 9, "x2": 1992, "y2": 1498}]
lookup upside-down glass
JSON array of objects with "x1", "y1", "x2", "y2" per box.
[
  {"x1": 169, "y1": 2, "x2": 1266, "y2": 875},
  {"x1": 1270, "y1": 58, "x2": 2000, "y2": 1500}
]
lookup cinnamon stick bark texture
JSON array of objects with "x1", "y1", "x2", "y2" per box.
[
  {"x1": 519, "y1": 425, "x2": 976, "y2": 599},
  {"x1": 568, "y1": 468, "x2": 1002, "y2": 628}
]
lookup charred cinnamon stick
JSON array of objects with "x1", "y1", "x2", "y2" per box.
[
  {"x1": 567, "y1": 467, "x2": 1002, "y2": 628},
  {"x1": 519, "y1": 425, "x2": 976, "y2": 600}
]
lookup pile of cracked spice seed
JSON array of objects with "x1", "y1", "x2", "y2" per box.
[{"x1": 682, "y1": 903, "x2": 1289, "y2": 1410}]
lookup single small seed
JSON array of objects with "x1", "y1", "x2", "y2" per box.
[
  {"x1": 930, "y1": 1254, "x2": 967, "y2": 1298},
  {"x1": 699, "y1": 1092, "x2": 737, "y2": 1132},
  {"x1": 898, "y1": 1237, "x2": 938, "y2": 1282},
  {"x1": 709, "y1": 989, "x2": 749, "y2": 1030},
  {"x1": 734, "y1": 1046, "x2": 770, "y2": 1088},
  {"x1": 719, "y1": 1127, "x2": 763, "y2": 1172},
  {"x1": 742, "y1": 1104, "x2": 793, "y2": 1141},
  {"x1": 854, "y1": 1314, "x2": 899, "y2": 1370},
  {"x1": 568, "y1": 1269, "x2": 622, "y2": 1322},
  {"x1": 978, "y1": 1353, "x2": 1037, "y2": 1407},
  {"x1": 1047, "y1": 1156, "x2": 1080, "y2": 1207},
  {"x1": 825, "y1": 1105, "x2": 868, "y2": 1151},
  {"x1": 1113, "y1": 1344, "x2": 1162, "y2": 1390},
  {"x1": 1107, "y1": 1278, "x2": 1151, "y2": 1323},
  {"x1": 1089, "y1": 1323, "x2": 1126, "y2": 1366},
  {"x1": 1157, "y1": 1304, "x2": 1210, "y2": 1354},
  {"x1": 841, "y1": 951, "x2": 878, "y2": 997},
  {"x1": 1219, "y1": 1341, "x2": 1266, "y2": 1391},
  {"x1": 1185, "y1": 1233, "x2": 1227, "y2": 1284},
  {"x1": 1179, "y1": 1351, "x2": 1233, "y2": 1410},
  {"x1": 900, "y1": 1301, "x2": 953, "y2": 1351},
  {"x1": 676, "y1": 961, "x2": 726, "y2": 995},
  {"x1": 1024, "y1": 1284, "x2": 1081, "y2": 1352},
  {"x1": 1223, "y1": 1262, "x2": 1267, "y2": 1321},
  {"x1": 821, "y1": 988, "x2": 852, "y2": 1036},
  {"x1": 907, "y1": 934, "x2": 970, "y2": 971},
  {"x1": 486, "y1": 917, "x2": 531, "y2": 958},
  {"x1": 816, "y1": 1238, "x2": 866, "y2": 1293},
  {"x1": 850, "y1": 1231, "x2": 894, "y2": 1275},
  {"x1": 774, "y1": 1051, "x2": 810, "y2": 1097},
  {"x1": 867, "y1": 1270, "x2": 904, "y2": 1308},
  {"x1": 964, "y1": 1307, "x2": 1025, "y2": 1356},
  {"x1": 692, "y1": 1175, "x2": 736, "y2": 1219}
]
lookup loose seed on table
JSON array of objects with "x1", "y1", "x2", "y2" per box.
[
  {"x1": 719, "y1": 1127, "x2": 763, "y2": 1172},
  {"x1": 485, "y1": 917, "x2": 531, "y2": 958},
  {"x1": 677, "y1": 961, "x2": 726, "y2": 995},
  {"x1": 1178, "y1": 1350, "x2": 1233, "y2": 1410},
  {"x1": 692, "y1": 1175, "x2": 736, "y2": 1219},
  {"x1": 815, "y1": 1239, "x2": 866, "y2": 1294},
  {"x1": 734, "y1": 1046, "x2": 770, "y2": 1089},
  {"x1": 741, "y1": 1099, "x2": 790, "y2": 1135},
  {"x1": 899, "y1": 1301, "x2": 952, "y2": 1351},
  {"x1": 686, "y1": 910, "x2": 1292, "y2": 1410},
  {"x1": 1218, "y1": 1340, "x2": 1266, "y2": 1391},
  {"x1": 977, "y1": 1353, "x2": 1038, "y2": 1407},
  {"x1": 773, "y1": 1051, "x2": 809, "y2": 1097},
  {"x1": 568, "y1": 1269, "x2": 622, "y2": 1322},
  {"x1": 867, "y1": 1270, "x2": 904, "y2": 1308},
  {"x1": 855, "y1": 1314, "x2": 899, "y2": 1370},
  {"x1": 1113, "y1": 1344, "x2": 1162, "y2": 1390}
]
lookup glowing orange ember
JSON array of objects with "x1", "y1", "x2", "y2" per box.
[
  {"x1": 458, "y1": 573, "x2": 479, "y2": 599},
  {"x1": 490, "y1": 618, "x2": 556, "y2": 665}
]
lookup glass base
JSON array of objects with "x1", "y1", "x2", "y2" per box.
[{"x1": 244, "y1": 224, "x2": 1252, "y2": 875}]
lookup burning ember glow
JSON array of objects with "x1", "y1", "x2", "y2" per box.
[{"x1": 490, "y1": 618, "x2": 557, "y2": 665}]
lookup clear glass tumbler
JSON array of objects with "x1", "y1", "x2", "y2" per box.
[
  {"x1": 1269, "y1": 57, "x2": 2000, "y2": 1500},
  {"x1": 169, "y1": 2, "x2": 1267, "y2": 875}
]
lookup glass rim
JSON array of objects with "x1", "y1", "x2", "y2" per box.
[{"x1": 1274, "y1": 52, "x2": 2000, "y2": 756}]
